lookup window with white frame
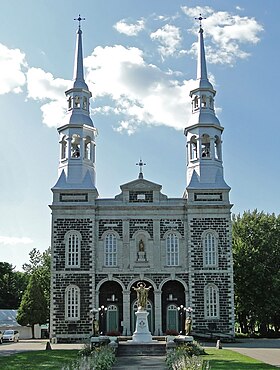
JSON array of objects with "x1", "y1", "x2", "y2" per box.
[
  {"x1": 205, "y1": 284, "x2": 219, "y2": 319},
  {"x1": 65, "y1": 231, "x2": 81, "y2": 268},
  {"x1": 203, "y1": 231, "x2": 217, "y2": 267},
  {"x1": 166, "y1": 233, "x2": 179, "y2": 266},
  {"x1": 104, "y1": 234, "x2": 117, "y2": 267},
  {"x1": 65, "y1": 285, "x2": 80, "y2": 320}
]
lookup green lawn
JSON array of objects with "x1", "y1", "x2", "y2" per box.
[
  {"x1": 204, "y1": 348, "x2": 278, "y2": 369},
  {"x1": 0, "y1": 350, "x2": 79, "y2": 370},
  {"x1": 0, "y1": 348, "x2": 278, "y2": 370}
]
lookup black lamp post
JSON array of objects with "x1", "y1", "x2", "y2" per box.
[
  {"x1": 90, "y1": 308, "x2": 99, "y2": 337},
  {"x1": 98, "y1": 305, "x2": 108, "y2": 335},
  {"x1": 177, "y1": 305, "x2": 186, "y2": 334}
]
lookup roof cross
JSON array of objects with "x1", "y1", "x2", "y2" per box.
[
  {"x1": 195, "y1": 14, "x2": 206, "y2": 29},
  {"x1": 74, "y1": 14, "x2": 85, "y2": 29},
  {"x1": 136, "y1": 159, "x2": 146, "y2": 179}
]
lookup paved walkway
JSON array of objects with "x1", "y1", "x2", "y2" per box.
[{"x1": 112, "y1": 355, "x2": 167, "y2": 369}]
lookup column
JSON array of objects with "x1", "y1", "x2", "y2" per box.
[
  {"x1": 122, "y1": 290, "x2": 131, "y2": 335},
  {"x1": 154, "y1": 289, "x2": 162, "y2": 335}
]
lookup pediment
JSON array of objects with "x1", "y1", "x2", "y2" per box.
[{"x1": 120, "y1": 178, "x2": 162, "y2": 191}]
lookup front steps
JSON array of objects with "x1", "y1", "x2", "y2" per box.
[{"x1": 117, "y1": 340, "x2": 166, "y2": 356}]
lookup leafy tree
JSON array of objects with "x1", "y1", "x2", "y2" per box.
[
  {"x1": 23, "y1": 247, "x2": 51, "y2": 310},
  {"x1": 17, "y1": 272, "x2": 48, "y2": 338},
  {"x1": 0, "y1": 262, "x2": 29, "y2": 308},
  {"x1": 233, "y1": 210, "x2": 280, "y2": 335}
]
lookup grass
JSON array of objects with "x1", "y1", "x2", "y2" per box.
[
  {"x1": 0, "y1": 348, "x2": 278, "y2": 370},
  {"x1": 204, "y1": 348, "x2": 278, "y2": 369},
  {"x1": 0, "y1": 350, "x2": 79, "y2": 370}
]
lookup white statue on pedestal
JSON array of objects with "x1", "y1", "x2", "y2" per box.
[{"x1": 131, "y1": 282, "x2": 154, "y2": 343}]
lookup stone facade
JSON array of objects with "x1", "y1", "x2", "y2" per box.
[{"x1": 49, "y1": 23, "x2": 234, "y2": 342}]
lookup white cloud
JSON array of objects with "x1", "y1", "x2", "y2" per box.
[
  {"x1": 26, "y1": 67, "x2": 71, "y2": 127},
  {"x1": 114, "y1": 19, "x2": 145, "y2": 36},
  {"x1": 150, "y1": 24, "x2": 182, "y2": 57},
  {"x1": 0, "y1": 43, "x2": 27, "y2": 94},
  {"x1": 85, "y1": 45, "x2": 192, "y2": 134},
  {"x1": 182, "y1": 6, "x2": 263, "y2": 65},
  {"x1": 0, "y1": 236, "x2": 33, "y2": 245}
]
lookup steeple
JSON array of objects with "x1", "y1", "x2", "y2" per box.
[
  {"x1": 52, "y1": 16, "x2": 98, "y2": 195},
  {"x1": 73, "y1": 15, "x2": 88, "y2": 90},
  {"x1": 184, "y1": 21, "x2": 230, "y2": 200}
]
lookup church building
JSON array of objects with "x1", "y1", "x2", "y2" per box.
[{"x1": 50, "y1": 18, "x2": 234, "y2": 342}]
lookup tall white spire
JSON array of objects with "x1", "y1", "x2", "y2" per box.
[
  {"x1": 184, "y1": 20, "x2": 230, "y2": 197},
  {"x1": 53, "y1": 16, "x2": 98, "y2": 193},
  {"x1": 196, "y1": 26, "x2": 213, "y2": 90}
]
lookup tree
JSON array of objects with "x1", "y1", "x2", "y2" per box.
[
  {"x1": 0, "y1": 262, "x2": 29, "y2": 308},
  {"x1": 17, "y1": 272, "x2": 48, "y2": 338},
  {"x1": 233, "y1": 210, "x2": 280, "y2": 335},
  {"x1": 23, "y1": 247, "x2": 51, "y2": 310}
]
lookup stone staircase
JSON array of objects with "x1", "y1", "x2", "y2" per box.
[{"x1": 117, "y1": 341, "x2": 166, "y2": 356}]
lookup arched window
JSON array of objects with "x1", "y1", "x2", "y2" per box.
[
  {"x1": 71, "y1": 134, "x2": 81, "y2": 158},
  {"x1": 205, "y1": 284, "x2": 219, "y2": 319},
  {"x1": 84, "y1": 136, "x2": 91, "y2": 160},
  {"x1": 104, "y1": 234, "x2": 117, "y2": 267},
  {"x1": 166, "y1": 233, "x2": 179, "y2": 266},
  {"x1": 203, "y1": 231, "x2": 217, "y2": 267},
  {"x1": 74, "y1": 95, "x2": 80, "y2": 108},
  {"x1": 214, "y1": 136, "x2": 221, "y2": 160},
  {"x1": 201, "y1": 134, "x2": 210, "y2": 158},
  {"x1": 202, "y1": 95, "x2": 207, "y2": 108},
  {"x1": 190, "y1": 136, "x2": 198, "y2": 160},
  {"x1": 61, "y1": 136, "x2": 67, "y2": 160},
  {"x1": 65, "y1": 231, "x2": 81, "y2": 268},
  {"x1": 65, "y1": 285, "x2": 80, "y2": 320},
  {"x1": 83, "y1": 96, "x2": 88, "y2": 110},
  {"x1": 193, "y1": 96, "x2": 199, "y2": 110}
]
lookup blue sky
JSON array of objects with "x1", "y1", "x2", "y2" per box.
[{"x1": 0, "y1": 0, "x2": 278, "y2": 269}]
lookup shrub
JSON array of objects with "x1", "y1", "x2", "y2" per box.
[
  {"x1": 166, "y1": 342, "x2": 209, "y2": 370},
  {"x1": 63, "y1": 346, "x2": 116, "y2": 370}
]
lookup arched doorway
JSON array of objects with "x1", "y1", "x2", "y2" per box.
[
  {"x1": 99, "y1": 281, "x2": 123, "y2": 335},
  {"x1": 161, "y1": 280, "x2": 186, "y2": 334}
]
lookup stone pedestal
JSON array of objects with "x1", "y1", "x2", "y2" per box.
[{"x1": 131, "y1": 310, "x2": 153, "y2": 343}]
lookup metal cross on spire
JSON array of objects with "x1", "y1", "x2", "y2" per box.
[
  {"x1": 74, "y1": 14, "x2": 85, "y2": 29},
  {"x1": 195, "y1": 14, "x2": 206, "y2": 29},
  {"x1": 136, "y1": 159, "x2": 146, "y2": 179}
]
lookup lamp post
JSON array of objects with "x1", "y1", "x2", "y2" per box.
[
  {"x1": 177, "y1": 305, "x2": 186, "y2": 334},
  {"x1": 90, "y1": 308, "x2": 99, "y2": 337},
  {"x1": 98, "y1": 305, "x2": 108, "y2": 335}
]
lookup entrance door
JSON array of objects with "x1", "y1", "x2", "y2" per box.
[
  {"x1": 107, "y1": 304, "x2": 119, "y2": 334},
  {"x1": 166, "y1": 304, "x2": 179, "y2": 333}
]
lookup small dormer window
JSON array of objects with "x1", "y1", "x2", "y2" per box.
[{"x1": 74, "y1": 95, "x2": 80, "y2": 108}]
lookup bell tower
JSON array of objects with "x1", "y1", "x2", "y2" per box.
[
  {"x1": 53, "y1": 15, "x2": 98, "y2": 195},
  {"x1": 184, "y1": 21, "x2": 230, "y2": 202}
]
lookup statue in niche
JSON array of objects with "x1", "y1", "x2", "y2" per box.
[
  {"x1": 137, "y1": 239, "x2": 146, "y2": 261},
  {"x1": 139, "y1": 239, "x2": 145, "y2": 252},
  {"x1": 133, "y1": 282, "x2": 152, "y2": 310}
]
